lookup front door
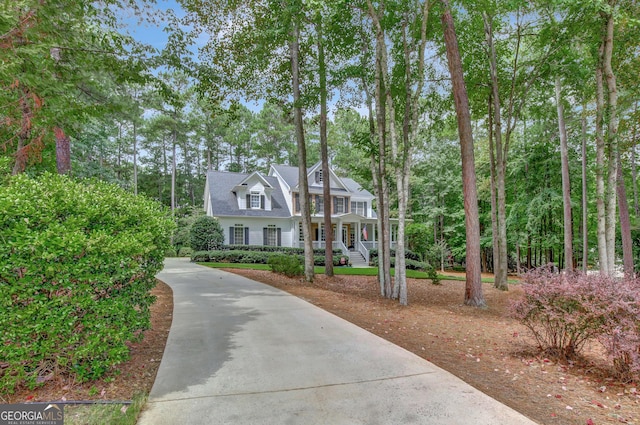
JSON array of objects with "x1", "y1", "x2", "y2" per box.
[
  {"x1": 342, "y1": 225, "x2": 349, "y2": 249},
  {"x1": 349, "y1": 226, "x2": 356, "y2": 249}
]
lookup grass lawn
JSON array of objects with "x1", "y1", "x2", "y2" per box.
[{"x1": 197, "y1": 262, "x2": 515, "y2": 283}]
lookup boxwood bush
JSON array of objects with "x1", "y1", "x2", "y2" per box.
[
  {"x1": 0, "y1": 173, "x2": 175, "y2": 393},
  {"x1": 369, "y1": 248, "x2": 421, "y2": 262},
  {"x1": 369, "y1": 255, "x2": 430, "y2": 271},
  {"x1": 268, "y1": 254, "x2": 304, "y2": 277},
  {"x1": 219, "y1": 245, "x2": 342, "y2": 256}
]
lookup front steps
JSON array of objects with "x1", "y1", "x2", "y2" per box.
[{"x1": 348, "y1": 251, "x2": 368, "y2": 268}]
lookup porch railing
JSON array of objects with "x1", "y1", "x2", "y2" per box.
[
  {"x1": 310, "y1": 241, "x2": 349, "y2": 255},
  {"x1": 358, "y1": 241, "x2": 370, "y2": 265}
]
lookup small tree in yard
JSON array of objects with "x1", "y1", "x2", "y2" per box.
[
  {"x1": 190, "y1": 216, "x2": 224, "y2": 251},
  {"x1": 510, "y1": 268, "x2": 640, "y2": 380}
]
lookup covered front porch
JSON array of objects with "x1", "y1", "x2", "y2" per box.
[{"x1": 294, "y1": 214, "x2": 391, "y2": 265}]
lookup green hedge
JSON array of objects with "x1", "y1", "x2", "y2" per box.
[
  {"x1": 369, "y1": 255, "x2": 430, "y2": 271},
  {"x1": 369, "y1": 247, "x2": 421, "y2": 262},
  {"x1": 0, "y1": 173, "x2": 175, "y2": 393},
  {"x1": 220, "y1": 245, "x2": 342, "y2": 256},
  {"x1": 192, "y1": 249, "x2": 350, "y2": 267}
]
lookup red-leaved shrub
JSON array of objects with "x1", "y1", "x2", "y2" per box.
[{"x1": 510, "y1": 267, "x2": 640, "y2": 379}]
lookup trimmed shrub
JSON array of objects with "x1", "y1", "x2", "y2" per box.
[
  {"x1": 219, "y1": 245, "x2": 341, "y2": 256},
  {"x1": 510, "y1": 268, "x2": 605, "y2": 359},
  {"x1": 369, "y1": 255, "x2": 430, "y2": 271},
  {"x1": 370, "y1": 248, "x2": 421, "y2": 262},
  {"x1": 189, "y1": 216, "x2": 224, "y2": 251},
  {"x1": 268, "y1": 254, "x2": 304, "y2": 277},
  {"x1": 0, "y1": 173, "x2": 175, "y2": 393},
  {"x1": 193, "y1": 248, "x2": 345, "y2": 266},
  {"x1": 178, "y1": 247, "x2": 193, "y2": 257},
  {"x1": 510, "y1": 268, "x2": 640, "y2": 376},
  {"x1": 191, "y1": 251, "x2": 211, "y2": 262},
  {"x1": 165, "y1": 248, "x2": 178, "y2": 257}
]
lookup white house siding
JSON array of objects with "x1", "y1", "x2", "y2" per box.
[{"x1": 217, "y1": 217, "x2": 293, "y2": 247}]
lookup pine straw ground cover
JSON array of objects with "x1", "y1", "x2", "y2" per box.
[
  {"x1": 5, "y1": 271, "x2": 640, "y2": 425},
  {"x1": 227, "y1": 269, "x2": 640, "y2": 425}
]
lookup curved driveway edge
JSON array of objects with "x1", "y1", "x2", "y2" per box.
[{"x1": 138, "y1": 258, "x2": 537, "y2": 425}]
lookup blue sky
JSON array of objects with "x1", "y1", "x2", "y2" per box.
[{"x1": 121, "y1": 0, "x2": 189, "y2": 51}]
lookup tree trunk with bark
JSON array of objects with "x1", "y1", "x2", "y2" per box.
[
  {"x1": 581, "y1": 106, "x2": 589, "y2": 271},
  {"x1": 617, "y1": 151, "x2": 634, "y2": 278},
  {"x1": 290, "y1": 20, "x2": 314, "y2": 282},
  {"x1": 603, "y1": 12, "x2": 618, "y2": 276},
  {"x1": 317, "y1": 18, "x2": 334, "y2": 277},
  {"x1": 482, "y1": 12, "x2": 508, "y2": 290},
  {"x1": 555, "y1": 76, "x2": 573, "y2": 271},
  {"x1": 441, "y1": 0, "x2": 485, "y2": 307},
  {"x1": 54, "y1": 127, "x2": 71, "y2": 175},
  {"x1": 488, "y1": 95, "x2": 500, "y2": 278}
]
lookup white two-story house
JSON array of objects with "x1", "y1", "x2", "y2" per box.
[{"x1": 203, "y1": 162, "x2": 380, "y2": 263}]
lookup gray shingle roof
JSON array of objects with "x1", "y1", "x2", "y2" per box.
[
  {"x1": 270, "y1": 165, "x2": 299, "y2": 189},
  {"x1": 206, "y1": 171, "x2": 291, "y2": 218},
  {"x1": 271, "y1": 164, "x2": 373, "y2": 198},
  {"x1": 342, "y1": 177, "x2": 373, "y2": 198}
]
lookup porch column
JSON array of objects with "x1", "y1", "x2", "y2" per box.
[
  {"x1": 337, "y1": 219, "x2": 343, "y2": 248},
  {"x1": 372, "y1": 223, "x2": 377, "y2": 249}
]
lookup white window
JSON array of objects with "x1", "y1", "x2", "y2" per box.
[
  {"x1": 316, "y1": 196, "x2": 324, "y2": 213},
  {"x1": 335, "y1": 197, "x2": 345, "y2": 213},
  {"x1": 351, "y1": 201, "x2": 367, "y2": 217},
  {"x1": 234, "y1": 224, "x2": 245, "y2": 245},
  {"x1": 319, "y1": 224, "x2": 335, "y2": 242},
  {"x1": 250, "y1": 191, "x2": 261, "y2": 209},
  {"x1": 265, "y1": 225, "x2": 277, "y2": 246}
]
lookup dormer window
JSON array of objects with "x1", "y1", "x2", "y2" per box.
[
  {"x1": 250, "y1": 191, "x2": 261, "y2": 209},
  {"x1": 315, "y1": 170, "x2": 323, "y2": 184}
]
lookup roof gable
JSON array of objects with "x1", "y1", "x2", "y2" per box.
[{"x1": 205, "y1": 170, "x2": 291, "y2": 218}]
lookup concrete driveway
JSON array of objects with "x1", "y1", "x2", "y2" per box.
[{"x1": 138, "y1": 258, "x2": 537, "y2": 425}]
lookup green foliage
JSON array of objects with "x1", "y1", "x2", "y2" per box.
[
  {"x1": 192, "y1": 248, "x2": 346, "y2": 267},
  {"x1": 0, "y1": 173, "x2": 174, "y2": 393},
  {"x1": 178, "y1": 246, "x2": 193, "y2": 257},
  {"x1": 369, "y1": 255, "x2": 430, "y2": 271},
  {"x1": 189, "y1": 216, "x2": 224, "y2": 251},
  {"x1": 406, "y1": 223, "x2": 432, "y2": 261},
  {"x1": 425, "y1": 266, "x2": 440, "y2": 285},
  {"x1": 268, "y1": 254, "x2": 304, "y2": 278},
  {"x1": 369, "y1": 248, "x2": 421, "y2": 262},
  {"x1": 218, "y1": 245, "x2": 342, "y2": 256}
]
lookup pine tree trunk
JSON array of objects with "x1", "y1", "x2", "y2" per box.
[
  {"x1": 483, "y1": 12, "x2": 507, "y2": 290},
  {"x1": 617, "y1": 151, "x2": 634, "y2": 278},
  {"x1": 368, "y1": 0, "x2": 392, "y2": 298},
  {"x1": 441, "y1": 0, "x2": 485, "y2": 307},
  {"x1": 603, "y1": 10, "x2": 618, "y2": 275},
  {"x1": 488, "y1": 95, "x2": 499, "y2": 278},
  {"x1": 555, "y1": 76, "x2": 573, "y2": 271},
  {"x1": 171, "y1": 130, "x2": 177, "y2": 215},
  {"x1": 595, "y1": 30, "x2": 608, "y2": 274},
  {"x1": 290, "y1": 20, "x2": 314, "y2": 282},
  {"x1": 632, "y1": 120, "x2": 639, "y2": 217},
  {"x1": 581, "y1": 107, "x2": 589, "y2": 271},
  {"x1": 133, "y1": 120, "x2": 138, "y2": 195},
  {"x1": 317, "y1": 16, "x2": 333, "y2": 277},
  {"x1": 54, "y1": 127, "x2": 71, "y2": 175}
]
